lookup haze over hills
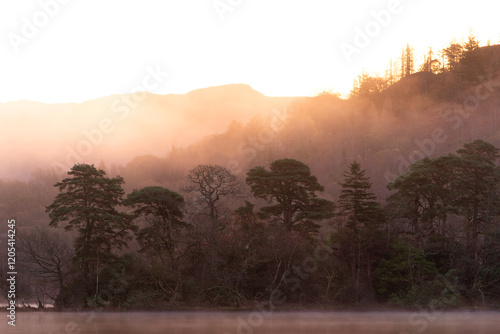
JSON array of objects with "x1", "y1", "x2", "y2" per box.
[
  {"x1": 0, "y1": 84, "x2": 298, "y2": 180},
  {"x1": 123, "y1": 44, "x2": 500, "y2": 200},
  {"x1": 2, "y1": 45, "x2": 500, "y2": 201},
  {"x1": 3, "y1": 43, "x2": 500, "y2": 312}
]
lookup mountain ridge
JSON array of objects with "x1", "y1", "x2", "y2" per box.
[{"x1": 0, "y1": 84, "x2": 299, "y2": 180}]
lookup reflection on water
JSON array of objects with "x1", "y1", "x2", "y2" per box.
[{"x1": 1, "y1": 311, "x2": 500, "y2": 334}]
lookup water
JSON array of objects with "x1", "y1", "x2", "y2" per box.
[{"x1": 1, "y1": 311, "x2": 499, "y2": 333}]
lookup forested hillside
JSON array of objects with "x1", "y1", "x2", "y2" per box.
[
  {"x1": 1, "y1": 38, "x2": 500, "y2": 310},
  {"x1": 114, "y1": 44, "x2": 500, "y2": 199}
]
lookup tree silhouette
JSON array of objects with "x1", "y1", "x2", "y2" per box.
[
  {"x1": 420, "y1": 48, "x2": 440, "y2": 74},
  {"x1": 185, "y1": 164, "x2": 241, "y2": 275},
  {"x1": 125, "y1": 186, "x2": 187, "y2": 301},
  {"x1": 186, "y1": 164, "x2": 241, "y2": 223},
  {"x1": 443, "y1": 41, "x2": 463, "y2": 71},
  {"x1": 17, "y1": 227, "x2": 73, "y2": 307},
  {"x1": 336, "y1": 161, "x2": 385, "y2": 302},
  {"x1": 246, "y1": 158, "x2": 334, "y2": 235},
  {"x1": 400, "y1": 44, "x2": 415, "y2": 78},
  {"x1": 350, "y1": 72, "x2": 387, "y2": 98},
  {"x1": 387, "y1": 155, "x2": 461, "y2": 246},
  {"x1": 455, "y1": 140, "x2": 499, "y2": 264},
  {"x1": 46, "y1": 164, "x2": 135, "y2": 302},
  {"x1": 459, "y1": 31, "x2": 484, "y2": 81}
]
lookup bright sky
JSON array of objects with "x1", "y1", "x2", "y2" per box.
[{"x1": 0, "y1": 0, "x2": 498, "y2": 103}]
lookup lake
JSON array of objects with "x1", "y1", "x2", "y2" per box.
[{"x1": 1, "y1": 311, "x2": 499, "y2": 333}]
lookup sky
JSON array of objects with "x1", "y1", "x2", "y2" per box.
[{"x1": 0, "y1": 0, "x2": 499, "y2": 103}]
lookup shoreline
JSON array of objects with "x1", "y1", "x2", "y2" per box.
[{"x1": 1, "y1": 304, "x2": 498, "y2": 313}]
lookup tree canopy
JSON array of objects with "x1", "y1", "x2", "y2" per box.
[
  {"x1": 125, "y1": 186, "x2": 186, "y2": 258},
  {"x1": 46, "y1": 164, "x2": 135, "y2": 296},
  {"x1": 338, "y1": 161, "x2": 385, "y2": 230},
  {"x1": 246, "y1": 158, "x2": 334, "y2": 234}
]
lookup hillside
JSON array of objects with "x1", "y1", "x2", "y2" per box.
[
  {"x1": 2, "y1": 46, "x2": 500, "y2": 200},
  {"x1": 115, "y1": 45, "x2": 500, "y2": 200},
  {"x1": 0, "y1": 84, "x2": 297, "y2": 180},
  {"x1": 2, "y1": 45, "x2": 500, "y2": 311}
]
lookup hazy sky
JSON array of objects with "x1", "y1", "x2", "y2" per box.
[{"x1": 0, "y1": 0, "x2": 498, "y2": 103}]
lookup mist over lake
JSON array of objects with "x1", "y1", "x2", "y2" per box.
[{"x1": 2, "y1": 311, "x2": 500, "y2": 334}]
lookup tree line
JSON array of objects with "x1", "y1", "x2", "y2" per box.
[
  {"x1": 350, "y1": 31, "x2": 488, "y2": 98},
  {"x1": 4, "y1": 139, "x2": 500, "y2": 309}
]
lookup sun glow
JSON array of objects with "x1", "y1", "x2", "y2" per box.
[{"x1": 0, "y1": 0, "x2": 499, "y2": 103}]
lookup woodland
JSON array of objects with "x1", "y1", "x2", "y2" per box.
[{"x1": 1, "y1": 33, "x2": 500, "y2": 310}]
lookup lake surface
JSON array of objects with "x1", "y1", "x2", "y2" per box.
[{"x1": 1, "y1": 311, "x2": 500, "y2": 333}]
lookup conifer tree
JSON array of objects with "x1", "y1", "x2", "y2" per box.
[
  {"x1": 337, "y1": 161, "x2": 385, "y2": 303},
  {"x1": 46, "y1": 164, "x2": 135, "y2": 302},
  {"x1": 246, "y1": 158, "x2": 334, "y2": 235}
]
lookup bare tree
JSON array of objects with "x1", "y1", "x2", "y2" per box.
[
  {"x1": 400, "y1": 43, "x2": 415, "y2": 78},
  {"x1": 17, "y1": 227, "x2": 73, "y2": 307},
  {"x1": 186, "y1": 164, "x2": 242, "y2": 223},
  {"x1": 185, "y1": 164, "x2": 242, "y2": 276}
]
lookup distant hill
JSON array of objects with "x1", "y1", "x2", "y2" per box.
[{"x1": 0, "y1": 84, "x2": 298, "y2": 180}]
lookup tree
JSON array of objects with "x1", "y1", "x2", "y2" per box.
[
  {"x1": 420, "y1": 48, "x2": 440, "y2": 74},
  {"x1": 463, "y1": 30, "x2": 480, "y2": 52},
  {"x1": 234, "y1": 200, "x2": 262, "y2": 233},
  {"x1": 350, "y1": 72, "x2": 387, "y2": 98},
  {"x1": 186, "y1": 164, "x2": 241, "y2": 224},
  {"x1": 455, "y1": 140, "x2": 499, "y2": 265},
  {"x1": 384, "y1": 58, "x2": 399, "y2": 86},
  {"x1": 246, "y1": 158, "x2": 334, "y2": 235},
  {"x1": 459, "y1": 31, "x2": 484, "y2": 82},
  {"x1": 124, "y1": 186, "x2": 187, "y2": 301},
  {"x1": 386, "y1": 140, "x2": 500, "y2": 303},
  {"x1": 400, "y1": 44, "x2": 415, "y2": 78},
  {"x1": 17, "y1": 227, "x2": 73, "y2": 307},
  {"x1": 46, "y1": 164, "x2": 135, "y2": 303},
  {"x1": 185, "y1": 164, "x2": 241, "y2": 275},
  {"x1": 338, "y1": 162, "x2": 385, "y2": 229},
  {"x1": 387, "y1": 155, "x2": 461, "y2": 247},
  {"x1": 336, "y1": 161, "x2": 385, "y2": 302},
  {"x1": 443, "y1": 41, "x2": 463, "y2": 71},
  {"x1": 478, "y1": 228, "x2": 500, "y2": 303},
  {"x1": 375, "y1": 241, "x2": 443, "y2": 307}
]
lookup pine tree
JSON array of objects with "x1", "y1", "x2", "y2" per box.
[
  {"x1": 125, "y1": 186, "x2": 187, "y2": 301},
  {"x1": 337, "y1": 161, "x2": 385, "y2": 303},
  {"x1": 46, "y1": 164, "x2": 135, "y2": 302},
  {"x1": 385, "y1": 58, "x2": 397, "y2": 86},
  {"x1": 463, "y1": 29, "x2": 480, "y2": 52},
  {"x1": 455, "y1": 140, "x2": 499, "y2": 264},
  {"x1": 246, "y1": 158, "x2": 334, "y2": 235},
  {"x1": 338, "y1": 161, "x2": 384, "y2": 231},
  {"x1": 443, "y1": 41, "x2": 463, "y2": 71},
  {"x1": 459, "y1": 31, "x2": 484, "y2": 82},
  {"x1": 400, "y1": 44, "x2": 415, "y2": 78},
  {"x1": 420, "y1": 48, "x2": 439, "y2": 74},
  {"x1": 386, "y1": 155, "x2": 461, "y2": 247}
]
